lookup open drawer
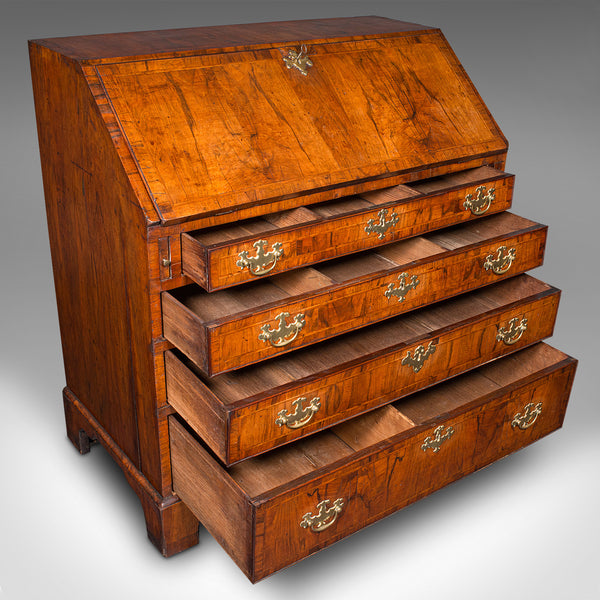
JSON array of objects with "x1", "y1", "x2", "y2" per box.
[
  {"x1": 182, "y1": 167, "x2": 514, "y2": 291},
  {"x1": 163, "y1": 212, "x2": 547, "y2": 376},
  {"x1": 166, "y1": 275, "x2": 560, "y2": 464},
  {"x1": 170, "y1": 343, "x2": 577, "y2": 582}
]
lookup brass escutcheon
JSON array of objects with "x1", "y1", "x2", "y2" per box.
[
  {"x1": 483, "y1": 245, "x2": 517, "y2": 275},
  {"x1": 258, "y1": 311, "x2": 306, "y2": 347},
  {"x1": 384, "y1": 272, "x2": 420, "y2": 303},
  {"x1": 365, "y1": 208, "x2": 400, "y2": 239},
  {"x1": 275, "y1": 397, "x2": 321, "y2": 429},
  {"x1": 511, "y1": 402, "x2": 543, "y2": 430},
  {"x1": 421, "y1": 425, "x2": 455, "y2": 453},
  {"x1": 496, "y1": 316, "x2": 528, "y2": 345},
  {"x1": 300, "y1": 499, "x2": 344, "y2": 532},
  {"x1": 237, "y1": 239, "x2": 284, "y2": 276},
  {"x1": 402, "y1": 341, "x2": 436, "y2": 373},
  {"x1": 282, "y1": 45, "x2": 313, "y2": 76},
  {"x1": 463, "y1": 185, "x2": 496, "y2": 216}
]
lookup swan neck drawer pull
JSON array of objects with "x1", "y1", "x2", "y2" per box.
[
  {"x1": 421, "y1": 425, "x2": 455, "y2": 453},
  {"x1": 496, "y1": 317, "x2": 528, "y2": 345},
  {"x1": 384, "y1": 272, "x2": 420, "y2": 302},
  {"x1": 275, "y1": 397, "x2": 321, "y2": 429},
  {"x1": 365, "y1": 208, "x2": 400, "y2": 239},
  {"x1": 283, "y1": 45, "x2": 313, "y2": 76},
  {"x1": 300, "y1": 499, "x2": 344, "y2": 532},
  {"x1": 402, "y1": 341, "x2": 436, "y2": 373},
  {"x1": 258, "y1": 311, "x2": 306, "y2": 347},
  {"x1": 511, "y1": 402, "x2": 543, "y2": 430},
  {"x1": 463, "y1": 185, "x2": 495, "y2": 215},
  {"x1": 236, "y1": 239, "x2": 284, "y2": 276},
  {"x1": 483, "y1": 245, "x2": 517, "y2": 275}
]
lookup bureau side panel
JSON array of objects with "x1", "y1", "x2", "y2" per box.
[{"x1": 29, "y1": 45, "x2": 160, "y2": 485}]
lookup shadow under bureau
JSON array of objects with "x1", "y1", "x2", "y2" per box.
[{"x1": 29, "y1": 16, "x2": 577, "y2": 582}]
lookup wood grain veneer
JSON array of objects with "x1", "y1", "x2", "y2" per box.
[
  {"x1": 30, "y1": 17, "x2": 434, "y2": 63},
  {"x1": 29, "y1": 40, "x2": 201, "y2": 554},
  {"x1": 94, "y1": 31, "x2": 506, "y2": 223}
]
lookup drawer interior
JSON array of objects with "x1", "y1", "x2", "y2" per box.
[
  {"x1": 186, "y1": 166, "x2": 510, "y2": 248},
  {"x1": 169, "y1": 211, "x2": 541, "y2": 327},
  {"x1": 166, "y1": 274, "x2": 560, "y2": 463},
  {"x1": 165, "y1": 210, "x2": 547, "y2": 376}
]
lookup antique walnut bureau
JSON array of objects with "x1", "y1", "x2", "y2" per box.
[{"x1": 30, "y1": 16, "x2": 577, "y2": 582}]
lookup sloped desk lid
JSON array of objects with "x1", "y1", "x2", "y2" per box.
[{"x1": 94, "y1": 29, "x2": 506, "y2": 223}]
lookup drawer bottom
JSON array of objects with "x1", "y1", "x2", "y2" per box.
[{"x1": 170, "y1": 343, "x2": 576, "y2": 582}]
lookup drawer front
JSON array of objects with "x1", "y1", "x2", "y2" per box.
[
  {"x1": 166, "y1": 278, "x2": 560, "y2": 464},
  {"x1": 170, "y1": 345, "x2": 577, "y2": 582},
  {"x1": 256, "y1": 359, "x2": 575, "y2": 581},
  {"x1": 164, "y1": 215, "x2": 547, "y2": 376},
  {"x1": 356, "y1": 361, "x2": 574, "y2": 520},
  {"x1": 183, "y1": 168, "x2": 514, "y2": 291}
]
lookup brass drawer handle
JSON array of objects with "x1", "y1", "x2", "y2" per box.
[
  {"x1": 237, "y1": 239, "x2": 284, "y2": 276},
  {"x1": 300, "y1": 499, "x2": 344, "y2": 532},
  {"x1": 421, "y1": 425, "x2": 455, "y2": 453},
  {"x1": 384, "y1": 272, "x2": 420, "y2": 302},
  {"x1": 283, "y1": 45, "x2": 313, "y2": 76},
  {"x1": 275, "y1": 397, "x2": 321, "y2": 429},
  {"x1": 365, "y1": 208, "x2": 400, "y2": 239},
  {"x1": 463, "y1": 185, "x2": 495, "y2": 215},
  {"x1": 258, "y1": 311, "x2": 305, "y2": 347},
  {"x1": 496, "y1": 317, "x2": 528, "y2": 345},
  {"x1": 484, "y1": 245, "x2": 517, "y2": 275},
  {"x1": 402, "y1": 341, "x2": 436, "y2": 373},
  {"x1": 511, "y1": 402, "x2": 543, "y2": 430}
]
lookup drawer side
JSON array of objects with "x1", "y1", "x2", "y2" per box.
[
  {"x1": 169, "y1": 418, "x2": 254, "y2": 578},
  {"x1": 165, "y1": 352, "x2": 228, "y2": 462}
]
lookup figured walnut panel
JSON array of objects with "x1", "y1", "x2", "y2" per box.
[
  {"x1": 30, "y1": 42, "x2": 166, "y2": 491},
  {"x1": 96, "y1": 32, "x2": 506, "y2": 223}
]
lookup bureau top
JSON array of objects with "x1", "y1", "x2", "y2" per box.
[
  {"x1": 29, "y1": 16, "x2": 433, "y2": 63},
  {"x1": 30, "y1": 17, "x2": 507, "y2": 226}
]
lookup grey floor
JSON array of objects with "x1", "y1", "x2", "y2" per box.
[{"x1": 1, "y1": 2, "x2": 598, "y2": 599}]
